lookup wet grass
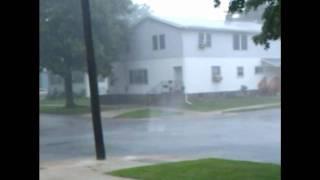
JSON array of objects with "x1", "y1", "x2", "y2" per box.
[
  {"x1": 40, "y1": 96, "x2": 280, "y2": 115},
  {"x1": 185, "y1": 96, "x2": 280, "y2": 112},
  {"x1": 40, "y1": 97, "x2": 90, "y2": 106},
  {"x1": 40, "y1": 97, "x2": 89, "y2": 114},
  {"x1": 109, "y1": 158, "x2": 280, "y2": 180},
  {"x1": 39, "y1": 97, "x2": 127, "y2": 114},
  {"x1": 115, "y1": 108, "x2": 183, "y2": 119},
  {"x1": 40, "y1": 105, "x2": 92, "y2": 115}
]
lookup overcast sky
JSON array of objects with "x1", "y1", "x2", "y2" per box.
[{"x1": 132, "y1": 0, "x2": 230, "y2": 20}]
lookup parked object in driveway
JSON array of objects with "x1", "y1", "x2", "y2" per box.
[{"x1": 40, "y1": 88, "x2": 48, "y2": 100}]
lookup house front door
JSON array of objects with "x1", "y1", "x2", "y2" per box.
[
  {"x1": 173, "y1": 66, "x2": 183, "y2": 91},
  {"x1": 174, "y1": 66, "x2": 182, "y2": 81}
]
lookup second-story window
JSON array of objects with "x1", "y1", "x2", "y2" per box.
[
  {"x1": 152, "y1": 35, "x2": 158, "y2": 50},
  {"x1": 159, "y1": 34, "x2": 166, "y2": 49},
  {"x1": 152, "y1": 34, "x2": 166, "y2": 50},
  {"x1": 233, "y1": 34, "x2": 248, "y2": 50},
  {"x1": 199, "y1": 32, "x2": 211, "y2": 48}
]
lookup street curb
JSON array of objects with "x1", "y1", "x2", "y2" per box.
[
  {"x1": 222, "y1": 103, "x2": 281, "y2": 113},
  {"x1": 76, "y1": 103, "x2": 281, "y2": 119}
]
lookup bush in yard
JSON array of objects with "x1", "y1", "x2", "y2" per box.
[
  {"x1": 240, "y1": 85, "x2": 248, "y2": 96},
  {"x1": 258, "y1": 77, "x2": 269, "y2": 96},
  {"x1": 268, "y1": 76, "x2": 281, "y2": 96}
]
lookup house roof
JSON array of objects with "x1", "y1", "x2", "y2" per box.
[
  {"x1": 262, "y1": 58, "x2": 281, "y2": 67},
  {"x1": 135, "y1": 15, "x2": 262, "y2": 33}
]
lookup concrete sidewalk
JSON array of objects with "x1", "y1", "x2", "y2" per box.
[
  {"x1": 81, "y1": 107, "x2": 144, "y2": 118},
  {"x1": 222, "y1": 103, "x2": 280, "y2": 113},
  {"x1": 40, "y1": 155, "x2": 191, "y2": 180},
  {"x1": 80, "y1": 103, "x2": 280, "y2": 119},
  {"x1": 40, "y1": 153, "x2": 279, "y2": 180},
  {"x1": 40, "y1": 157, "x2": 151, "y2": 180}
]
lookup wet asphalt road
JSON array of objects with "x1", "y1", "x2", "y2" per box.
[{"x1": 40, "y1": 108, "x2": 280, "y2": 164}]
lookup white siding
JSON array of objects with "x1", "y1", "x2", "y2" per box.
[
  {"x1": 182, "y1": 31, "x2": 280, "y2": 58},
  {"x1": 49, "y1": 83, "x2": 86, "y2": 95},
  {"x1": 183, "y1": 57, "x2": 264, "y2": 94},
  {"x1": 109, "y1": 58, "x2": 183, "y2": 94},
  {"x1": 129, "y1": 20, "x2": 183, "y2": 61},
  {"x1": 112, "y1": 18, "x2": 281, "y2": 95},
  {"x1": 84, "y1": 73, "x2": 109, "y2": 98}
]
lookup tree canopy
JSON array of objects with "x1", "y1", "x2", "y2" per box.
[
  {"x1": 40, "y1": 0, "x2": 149, "y2": 77},
  {"x1": 214, "y1": 0, "x2": 280, "y2": 49},
  {"x1": 40, "y1": 0, "x2": 149, "y2": 106}
]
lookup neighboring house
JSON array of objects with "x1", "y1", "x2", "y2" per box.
[
  {"x1": 39, "y1": 69, "x2": 109, "y2": 98},
  {"x1": 40, "y1": 69, "x2": 49, "y2": 90},
  {"x1": 107, "y1": 16, "x2": 280, "y2": 98},
  {"x1": 225, "y1": 5, "x2": 266, "y2": 23}
]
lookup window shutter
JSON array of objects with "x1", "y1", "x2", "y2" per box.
[
  {"x1": 241, "y1": 34, "x2": 248, "y2": 50},
  {"x1": 206, "y1": 33, "x2": 211, "y2": 47},
  {"x1": 159, "y1": 34, "x2": 165, "y2": 49},
  {"x1": 233, "y1": 34, "x2": 240, "y2": 50},
  {"x1": 199, "y1": 32, "x2": 205, "y2": 46},
  {"x1": 152, "y1": 35, "x2": 158, "y2": 50},
  {"x1": 144, "y1": 70, "x2": 148, "y2": 84}
]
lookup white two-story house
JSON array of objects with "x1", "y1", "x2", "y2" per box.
[{"x1": 107, "y1": 16, "x2": 281, "y2": 97}]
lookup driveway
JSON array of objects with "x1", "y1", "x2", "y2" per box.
[{"x1": 40, "y1": 108, "x2": 280, "y2": 164}]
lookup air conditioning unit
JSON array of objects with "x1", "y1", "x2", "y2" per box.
[
  {"x1": 212, "y1": 75, "x2": 222, "y2": 83},
  {"x1": 199, "y1": 43, "x2": 206, "y2": 49}
]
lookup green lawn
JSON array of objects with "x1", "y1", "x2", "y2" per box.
[
  {"x1": 39, "y1": 97, "x2": 121, "y2": 114},
  {"x1": 40, "y1": 105, "x2": 91, "y2": 115},
  {"x1": 115, "y1": 109, "x2": 183, "y2": 119},
  {"x1": 40, "y1": 96, "x2": 280, "y2": 115},
  {"x1": 109, "y1": 158, "x2": 280, "y2": 180},
  {"x1": 185, "y1": 96, "x2": 280, "y2": 112},
  {"x1": 40, "y1": 97, "x2": 90, "y2": 106}
]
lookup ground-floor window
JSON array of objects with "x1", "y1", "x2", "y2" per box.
[
  {"x1": 211, "y1": 66, "x2": 221, "y2": 76},
  {"x1": 237, "y1": 66, "x2": 244, "y2": 77},
  {"x1": 212, "y1": 66, "x2": 222, "y2": 83},
  {"x1": 255, "y1": 66, "x2": 264, "y2": 74},
  {"x1": 129, "y1": 69, "x2": 148, "y2": 84}
]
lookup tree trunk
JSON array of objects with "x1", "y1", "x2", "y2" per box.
[{"x1": 64, "y1": 66, "x2": 75, "y2": 108}]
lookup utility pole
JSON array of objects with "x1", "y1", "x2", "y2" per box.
[{"x1": 80, "y1": 0, "x2": 106, "y2": 160}]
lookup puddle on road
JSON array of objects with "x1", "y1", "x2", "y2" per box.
[
  {"x1": 147, "y1": 122, "x2": 167, "y2": 132},
  {"x1": 135, "y1": 158, "x2": 169, "y2": 163},
  {"x1": 123, "y1": 155, "x2": 171, "y2": 164},
  {"x1": 44, "y1": 141, "x2": 71, "y2": 146},
  {"x1": 221, "y1": 112, "x2": 239, "y2": 116}
]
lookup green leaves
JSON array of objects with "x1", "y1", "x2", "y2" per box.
[
  {"x1": 40, "y1": 0, "x2": 147, "y2": 77},
  {"x1": 229, "y1": 0, "x2": 246, "y2": 13},
  {"x1": 213, "y1": 0, "x2": 221, "y2": 8},
  {"x1": 40, "y1": 0, "x2": 84, "y2": 76},
  {"x1": 214, "y1": 0, "x2": 280, "y2": 49},
  {"x1": 253, "y1": 0, "x2": 280, "y2": 49}
]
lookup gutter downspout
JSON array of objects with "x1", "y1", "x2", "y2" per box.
[
  {"x1": 181, "y1": 34, "x2": 192, "y2": 105},
  {"x1": 184, "y1": 93, "x2": 192, "y2": 105}
]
